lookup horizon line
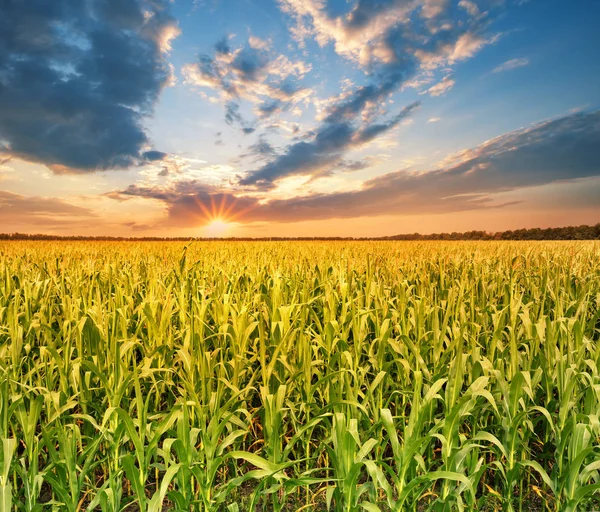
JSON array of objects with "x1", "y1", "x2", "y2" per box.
[{"x1": 1, "y1": 223, "x2": 599, "y2": 242}]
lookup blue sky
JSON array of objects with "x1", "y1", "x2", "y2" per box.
[{"x1": 0, "y1": 0, "x2": 598, "y2": 236}]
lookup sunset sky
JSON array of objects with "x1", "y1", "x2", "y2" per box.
[{"x1": 1, "y1": 0, "x2": 599, "y2": 237}]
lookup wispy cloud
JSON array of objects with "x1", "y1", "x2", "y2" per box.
[
  {"x1": 0, "y1": 191, "x2": 96, "y2": 227},
  {"x1": 425, "y1": 75, "x2": 456, "y2": 97},
  {"x1": 493, "y1": 57, "x2": 530, "y2": 73},
  {"x1": 458, "y1": 0, "x2": 480, "y2": 17}
]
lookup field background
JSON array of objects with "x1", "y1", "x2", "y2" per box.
[{"x1": 1, "y1": 241, "x2": 599, "y2": 511}]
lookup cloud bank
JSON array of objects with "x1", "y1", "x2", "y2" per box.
[
  {"x1": 114, "y1": 110, "x2": 600, "y2": 225},
  {"x1": 0, "y1": 0, "x2": 179, "y2": 172}
]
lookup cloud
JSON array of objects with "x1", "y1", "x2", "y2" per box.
[
  {"x1": 249, "y1": 36, "x2": 271, "y2": 50},
  {"x1": 0, "y1": 161, "x2": 16, "y2": 182},
  {"x1": 256, "y1": 101, "x2": 283, "y2": 118},
  {"x1": 130, "y1": 155, "x2": 235, "y2": 189},
  {"x1": 321, "y1": 72, "x2": 413, "y2": 124},
  {"x1": 238, "y1": 0, "x2": 503, "y2": 188},
  {"x1": 278, "y1": 0, "x2": 498, "y2": 68},
  {"x1": 142, "y1": 151, "x2": 169, "y2": 162},
  {"x1": 240, "y1": 136, "x2": 278, "y2": 162},
  {"x1": 277, "y1": 0, "x2": 446, "y2": 62},
  {"x1": 112, "y1": 181, "x2": 259, "y2": 226},
  {"x1": 0, "y1": 191, "x2": 95, "y2": 227},
  {"x1": 428, "y1": 117, "x2": 442, "y2": 123},
  {"x1": 0, "y1": 0, "x2": 180, "y2": 172},
  {"x1": 238, "y1": 101, "x2": 421, "y2": 187},
  {"x1": 182, "y1": 36, "x2": 313, "y2": 128},
  {"x1": 414, "y1": 31, "x2": 498, "y2": 70},
  {"x1": 223, "y1": 101, "x2": 257, "y2": 133},
  {"x1": 334, "y1": 155, "x2": 386, "y2": 172},
  {"x1": 458, "y1": 0, "x2": 480, "y2": 16},
  {"x1": 493, "y1": 57, "x2": 529, "y2": 73},
  {"x1": 353, "y1": 103, "x2": 421, "y2": 144},
  {"x1": 425, "y1": 75, "x2": 456, "y2": 96},
  {"x1": 114, "y1": 110, "x2": 600, "y2": 225}
]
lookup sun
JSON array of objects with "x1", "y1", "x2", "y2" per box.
[
  {"x1": 193, "y1": 194, "x2": 254, "y2": 236},
  {"x1": 204, "y1": 218, "x2": 230, "y2": 237}
]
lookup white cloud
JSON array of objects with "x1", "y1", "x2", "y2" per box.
[
  {"x1": 424, "y1": 75, "x2": 455, "y2": 96},
  {"x1": 183, "y1": 39, "x2": 313, "y2": 107},
  {"x1": 248, "y1": 36, "x2": 271, "y2": 50},
  {"x1": 138, "y1": 155, "x2": 236, "y2": 188},
  {"x1": 417, "y1": 32, "x2": 497, "y2": 69},
  {"x1": 277, "y1": 0, "x2": 416, "y2": 63},
  {"x1": 183, "y1": 39, "x2": 315, "y2": 130},
  {"x1": 458, "y1": 0, "x2": 480, "y2": 16}
]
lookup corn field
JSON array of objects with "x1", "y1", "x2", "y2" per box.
[{"x1": 0, "y1": 241, "x2": 599, "y2": 511}]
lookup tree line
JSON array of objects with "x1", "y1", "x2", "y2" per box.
[{"x1": 1, "y1": 223, "x2": 599, "y2": 241}]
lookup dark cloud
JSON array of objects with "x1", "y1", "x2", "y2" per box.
[
  {"x1": 238, "y1": 127, "x2": 352, "y2": 187},
  {"x1": 355, "y1": 102, "x2": 420, "y2": 143},
  {"x1": 238, "y1": 136, "x2": 277, "y2": 162},
  {"x1": 250, "y1": 138, "x2": 277, "y2": 157},
  {"x1": 239, "y1": 102, "x2": 420, "y2": 187},
  {"x1": 0, "y1": 0, "x2": 179, "y2": 172},
  {"x1": 257, "y1": 100, "x2": 283, "y2": 118},
  {"x1": 143, "y1": 150, "x2": 169, "y2": 162},
  {"x1": 116, "y1": 110, "x2": 600, "y2": 225},
  {"x1": 224, "y1": 102, "x2": 256, "y2": 134},
  {"x1": 334, "y1": 156, "x2": 383, "y2": 172},
  {"x1": 323, "y1": 79, "x2": 402, "y2": 125},
  {"x1": 182, "y1": 2, "x2": 495, "y2": 190},
  {"x1": 346, "y1": 0, "x2": 403, "y2": 29},
  {"x1": 214, "y1": 37, "x2": 231, "y2": 55},
  {"x1": 230, "y1": 46, "x2": 270, "y2": 81},
  {"x1": 113, "y1": 181, "x2": 257, "y2": 226},
  {"x1": 225, "y1": 102, "x2": 244, "y2": 125}
]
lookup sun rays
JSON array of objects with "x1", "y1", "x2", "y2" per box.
[{"x1": 193, "y1": 193, "x2": 256, "y2": 237}]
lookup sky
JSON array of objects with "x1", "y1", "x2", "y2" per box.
[{"x1": 0, "y1": 0, "x2": 599, "y2": 237}]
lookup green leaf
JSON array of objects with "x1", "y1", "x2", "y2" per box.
[{"x1": 148, "y1": 464, "x2": 181, "y2": 512}]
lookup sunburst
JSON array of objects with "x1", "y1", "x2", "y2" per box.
[{"x1": 194, "y1": 193, "x2": 255, "y2": 237}]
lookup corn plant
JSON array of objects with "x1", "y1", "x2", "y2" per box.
[{"x1": 0, "y1": 240, "x2": 597, "y2": 510}]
